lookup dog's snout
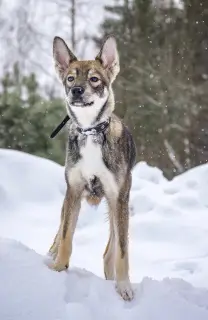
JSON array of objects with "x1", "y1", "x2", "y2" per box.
[{"x1": 71, "y1": 86, "x2": 85, "y2": 97}]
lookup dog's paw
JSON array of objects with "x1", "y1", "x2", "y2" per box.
[
  {"x1": 116, "y1": 280, "x2": 134, "y2": 301},
  {"x1": 46, "y1": 259, "x2": 69, "y2": 272}
]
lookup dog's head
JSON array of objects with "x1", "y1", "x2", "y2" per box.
[{"x1": 53, "y1": 36, "x2": 120, "y2": 115}]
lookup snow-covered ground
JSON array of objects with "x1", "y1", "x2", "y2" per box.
[{"x1": 1, "y1": 148, "x2": 208, "y2": 319}]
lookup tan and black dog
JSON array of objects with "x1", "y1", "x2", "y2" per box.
[{"x1": 48, "y1": 35, "x2": 136, "y2": 301}]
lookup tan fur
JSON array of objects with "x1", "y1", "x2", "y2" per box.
[
  {"x1": 110, "y1": 117, "x2": 123, "y2": 138},
  {"x1": 86, "y1": 195, "x2": 102, "y2": 206},
  {"x1": 103, "y1": 211, "x2": 115, "y2": 280},
  {"x1": 49, "y1": 206, "x2": 64, "y2": 259},
  {"x1": 65, "y1": 60, "x2": 110, "y2": 84},
  {"x1": 48, "y1": 184, "x2": 83, "y2": 270},
  {"x1": 104, "y1": 174, "x2": 133, "y2": 300},
  {"x1": 48, "y1": 229, "x2": 60, "y2": 258}
]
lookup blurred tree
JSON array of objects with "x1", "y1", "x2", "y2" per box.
[
  {"x1": 182, "y1": 0, "x2": 208, "y2": 167},
  {"x1": 183, "y1": 0, "x2": 208, "y2": 81},
  {"x1": 0, "y1": 63, "x2": 66, "y2": 165},
  {"x1": 95, "y1": 0, "x2": 205, "y2": 178}
]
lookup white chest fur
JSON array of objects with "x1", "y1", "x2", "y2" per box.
[
  {"x1": 79, "y1": 136, "x2": 105, "y2": 179},
  {"x1": 70, "y1": 105, "x2": 101, "y2": 129},
  {"x1": 69, "y1": 135, "x2": 118, "y2": 199}
]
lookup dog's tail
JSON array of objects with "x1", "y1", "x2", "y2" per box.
[{"x1": 86, "y1": 195, "x2": 102, "y2": 206}]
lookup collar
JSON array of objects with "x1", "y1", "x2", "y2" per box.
[
  {"x1": 50, "y1": 115, "x2": 110, "y2": 139},
  {"x1": 76, "y1": 119, "x2": 110, "y2": 136}
]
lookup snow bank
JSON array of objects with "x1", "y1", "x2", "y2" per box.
[
  {"x1": 1, "y1": 148, "x2": 208, "y2": 286},
  {"x1": 0, "y1": 149, "x2": 65, "y2": 207},
  {"x1": 0, "y1": 149, "x2": 106, "y2": 252},
  {"x1": 129, "y1": 162, "x2": 208, "y2": 288},
  {"x1": 1, "y1": 148, "x2": 208, "y2": 319},
  {"x1": 1, "y1": 238, "x2": 208, "y2": 320}
]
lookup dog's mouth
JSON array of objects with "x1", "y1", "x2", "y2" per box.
[{"x1": 71, "y1": 101, "x2": 94, "y2": 107}]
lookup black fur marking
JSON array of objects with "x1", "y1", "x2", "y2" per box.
[
  {"x1": 85, "y1": 176, "x2": 103, "y2": 198},
  {"x1": 63, "y1": 219, "x2": 68, "y2": 239},
  {"x1": 117, "y1": 175, "x2": 131, "y2": 259},
  {"x1": 102, "y1": 152, "x2": 111, "y2": 172},
  {"x1": 68, "y1": 135, "x2": 81, "y2": 164},
  {"x1": 101, "y1": 121, "x2": 136, "y2": 182},
  {"x1": 119, "y1": 237, "x2": 126, "y2": 258},
  {"x1": 121, "y1": 126, "x2": 136, "y2": 171},
  {"x1": 62, "y1": 195, "x2": 68, "y2": 239},
  {"x1": 95, "y1": 100, "x2": 108, "y2": 123},
  {"x1": 102, "y1": 136, "x2": 121, "y2": 176},
  {"x1": 93, "y1": 83, "x2": 105, "y2": 97}
]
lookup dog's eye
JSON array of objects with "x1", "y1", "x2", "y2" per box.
[
  {"x1": 90, "y1": 76, "x2": 99, "y2": 82},
  {"x1": 67, "y1": 76, "x2": 74, "y2": 82}
]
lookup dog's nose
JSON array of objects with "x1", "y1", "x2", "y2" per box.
[{"x1": 71, "y1": 86, "x2": 85, "y2": 97}]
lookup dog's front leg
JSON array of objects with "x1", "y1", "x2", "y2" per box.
[
  {"x1": 114, "y1": 174, "x2": 134, "y2": 301},
  {"x1": 48, "y1": 205, "x2": 64, "y2": 259},
  {"x1": 48, "y1": 184, "x2": 82, "y2": 272}
]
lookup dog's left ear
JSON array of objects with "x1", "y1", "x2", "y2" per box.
[
  {"x1": 96, "y1": 36, "x2": 120, "y2": 81},
  {"x1": 53, "y1": 36, "x2": 77, "y2": 81}
]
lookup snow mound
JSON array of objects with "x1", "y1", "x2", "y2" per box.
[
  {"x1": 170, "y1": 163, "x2": 208, "y2": 207},
  {"x1": 1, "y1": 148, "x2": 208, "y2": 318},
  {"x1": 0, "y1": 149, "x2": 65, "y2": 208},
  {"x1": 0, "y1": 148, "x2": 106, "y2": 252},
  {"x1": 1, "y1": 238, "x2": 208, "y2": 320}
]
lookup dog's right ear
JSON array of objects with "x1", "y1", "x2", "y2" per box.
[
  {"x1": 96, "y1": 35, "x2": 120, "y2": 82},
  {"x1": 53, "y1": 36, "x2": 77, "y2": 81}
]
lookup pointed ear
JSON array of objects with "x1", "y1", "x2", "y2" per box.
[
  {"x1": 53, "y1": 36, "x2": 77, "y2": 81},
  {"x1": 96, "y1": 35, "x2": 120, "y2": 82}
]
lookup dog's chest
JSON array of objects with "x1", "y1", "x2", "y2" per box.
[
  {"x1": 68, "y1": 134, "x2": 118, "y2": 198},
  {"x1": 78, "y1": 136, "x2": 106, "y2": 180}
]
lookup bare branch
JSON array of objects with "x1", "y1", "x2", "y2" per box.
[{"x1": 164, "y1": 139, "x2": 184, "y2": 173}]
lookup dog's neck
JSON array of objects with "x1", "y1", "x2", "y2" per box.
[{"x1": 66, "y1": 88, "x2": 115, "y2": 130}]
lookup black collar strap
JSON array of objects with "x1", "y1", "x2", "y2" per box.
[
  {"x1": 50, "y1": 115, "x2": 110, "y2": 139},
  {"x1": 50, "y1": 115, "x2": 70, "y2": 139},
  {"x1": 77, "y1": 119, "x2": 110, "y2": 135}
]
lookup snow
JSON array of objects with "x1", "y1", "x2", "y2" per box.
[
  {"x1": 1, "y1": 148, "x2": 208, "y2": 319},
  {"x1": 1, "y1": 239, "x2": 208, "y2": 320}
]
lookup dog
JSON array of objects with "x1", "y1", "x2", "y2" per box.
[{"x1": 47, "y1": 35, "x2": 136, "y2": 301}]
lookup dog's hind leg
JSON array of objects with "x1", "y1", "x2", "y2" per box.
[
  {"x1": 103, "y1": 212, "x2": 115, "y2": 280},
  {"x1": 48, "y1": 183, "x2": 83, "y2": 272},
  {"x1": 114, "y1": 174, "x2": 134, "y2": 301}
]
